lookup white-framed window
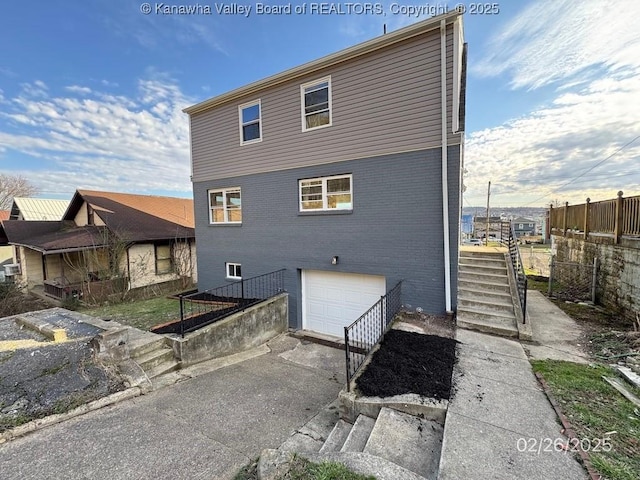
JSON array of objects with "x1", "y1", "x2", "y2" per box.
[
  {"x1": 519, "y1": 223, "x2": 524, "y2": 229},
  {"x1": 301, "y1": 77, "x2": 331, "y2": 131},
  {"x1": 155, "y1": 243, "x2": 173, "y2": 275},
  {"x1": 239, "y1": 100, "x2": 262, "y2": 144},
  {"x1": 299, "y1": 174, "x2": 352, "y2": 212},
  {"x1": 208, "y1": 188, "x2": 242, "y2": 224},
  {"x1": 226, "y1": 262, "x2": 242, "y2": 280}
]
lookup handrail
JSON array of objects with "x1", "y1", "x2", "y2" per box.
[
  {"x1": 500, "y1": 222, "x2": 527, "y2": 323},
  {"x1": 344, "y1": 281, "x2": 402, "y2": 391}
]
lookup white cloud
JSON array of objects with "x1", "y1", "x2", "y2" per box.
[
  {"x1": 473, "y1": 0, "x2": 640, "y2": 90},
  {"x1": 464, "y1": 0, "x2": 640, "y2": 207},
  {"x1": 0, "y1": 76, "x2": 194, "y2": 197},
  {"x1": 65, "y1": 85, "x2": 92, "y2": 95}
]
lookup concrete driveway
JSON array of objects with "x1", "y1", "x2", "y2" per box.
[{"x1": 0, "y1": 335, "x2": 345, "y2": 480}]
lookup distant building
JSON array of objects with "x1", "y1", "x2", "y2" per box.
[
  {"x1": 513, "y1": 217, "x2": 536, "y2": 238},
  {"x1": 473, "y1": 216, "x2": 502, "y2": 238}
]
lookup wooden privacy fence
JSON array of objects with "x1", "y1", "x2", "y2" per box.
[{"x1": 549, "y1": 191, "x2": 640, "y2": 243}]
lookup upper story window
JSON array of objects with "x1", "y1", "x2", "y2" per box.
[
  {"x1": 209, "y1": 188, "x2": 242, "y2": 224},
  {"x1": 239, "y1": 100, "x2": 262, "y2": 144},
  {"x1": 226, "y1": 262, "x2": 242, "y2": 280},
  {"x1": 299, "y1": 174, "x2": 352, "y2": 212},
  {"x1": 301, "y1": 77, "x2": 331, "y2": 131}
]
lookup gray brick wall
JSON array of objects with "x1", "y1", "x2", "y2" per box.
[{"x1": 192, "y1": 146, "x2": 460, "y2": 329}]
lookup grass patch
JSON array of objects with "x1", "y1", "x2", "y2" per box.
[
  {"x1": 286, "y1": 455, "x2": 376, "y2": 480},
  {"x1": 531, "y1": 360, "x2": 640, "y2": 480},
  {"x1": 80, "y1": 296, "x2": 179, "y2": 331},
  {"x1": 233, "y1": 455, "x2": 376, "y2": 480}
]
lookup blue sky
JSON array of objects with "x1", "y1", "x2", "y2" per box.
[{"x1": 1, "y1": 0, "x2": 638, "y2": 207}]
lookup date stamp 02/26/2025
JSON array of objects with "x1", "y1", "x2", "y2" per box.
[{"x1": 516, "y1": 434, "x2": 617, "y2": 455}]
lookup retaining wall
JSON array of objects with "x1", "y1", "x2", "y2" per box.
[
  {"x1": 169, "y1": 293, "x2": 288, "y2": 366},
  {"x1": 552, "y1": 235, "x2": 640, "y2": 323}
]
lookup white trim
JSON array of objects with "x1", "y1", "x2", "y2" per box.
[
  {"x1": 298, "y1": 173, "x2": 352, "y2": 212},
  {"x1": 225, "y1": 262, "x2": 242, "y2": 280},
  {"x1": 300, "y1": 76, "x2": 332, "y2": 132},
  {"x1": 301, "y1": 270, "x2": 308, "y2": 330},
  {"x1": 208, "y1": 187, "x2": 242, "y2": 224},
  {"x1": 238, "y1": 99, "x2": 262, "y2": 145},
  {"x1": 452, "y1": 16, "x2": 464, "y2": 134}
]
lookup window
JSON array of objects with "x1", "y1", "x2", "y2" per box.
[
  {"x1": 519, "y1": 223, "x2": 524, "y2": 229},
  {"x1": 301, "y1": 77, "x2": 331, "y2": 131},
  {"x1": 226, "y1": 262, "x2": 242, "y2": 280},
  {"x1": 239, "y1": 100, "x2": 262, "y2": 144},
  {"x1": 87, "y1": 205, "x2": 94, "y2": 225},
  {"x1": 209, "y1": 188, "x2": 242, "y2": 224},
  {"x1": 155, "y1": 244, "x2": 173, "y2": 275},
  {"x1": 299, "y1": 174, "x2": 352, "y2": 212}
]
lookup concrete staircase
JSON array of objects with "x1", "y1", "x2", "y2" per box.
[
  {"x1": 129, "y1": 335, "x2": 179, "y2": 383},
  {"x1": 457, "y1": 250, "x2": 518, "y2": 338},
  {"x1": 271, "y1": 405, "x2": 442, "y2": 480}
]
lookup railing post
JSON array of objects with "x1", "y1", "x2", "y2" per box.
[
  {"x1": 563, "y1": 201, "x2": 569, "y2": 237},
  {"x1": 584, "y1": 197, "x2": 591, "y2": 240},
  {"x1": 179, "y1": 294, "x2": 185, "y2": 338},
  {"x1": 547, "y1": 204, "x2": 553, "y2": 240},
  {"x1": 548, "y1": 257, "x2": 554, "y2": 297},
  {"x1": 614, "y1": 190, "x2": 624, "y2": 244},
  {"x1": 344, "y1": 326, "x2": 351, "y2": 392}
]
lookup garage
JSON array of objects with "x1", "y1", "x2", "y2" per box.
[{"x1": 302, "y1": 270, "x2": 387, "y2": 337}]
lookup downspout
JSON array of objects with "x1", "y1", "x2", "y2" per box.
[{"x1": 440, "y1": 19, "x2": 453, "y2": 314}]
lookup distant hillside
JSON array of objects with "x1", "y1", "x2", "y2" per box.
[{"x1": 462, "y1": 206, "x2": 547, "y2": 221}]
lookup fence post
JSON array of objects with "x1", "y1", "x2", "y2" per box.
[
  {"x1": 563, "y1": 202, "x2": 569, "y2": 236},
  {"x1": 547, "y1": 204, "x2": 552, "y2": 240},
  {"x1": 614, "y1": 191, "x2": 624, "y2": 244},
  {"x1": 584, "y1": 197, "x2": 590, "y2": 240},
  {"x1": 179, "y1": 295, "x2": 185, "y2": 338},
  {"x1": 548, "y1": 257, "x2": 554, "y2": 296},
  {"x1": 591, "y1": 257, "x2": 598, "y2": 303}
]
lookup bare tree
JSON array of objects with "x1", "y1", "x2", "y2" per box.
[{"x1": 0, "y1": 174, "x2": 39, "y2": 210}]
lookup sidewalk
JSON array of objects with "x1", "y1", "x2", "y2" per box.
[{"x1": 438, "y1": 328, "x2": 588, "y2": 480}]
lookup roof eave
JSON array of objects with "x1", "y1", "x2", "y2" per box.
[{"x1": 183, "y1": 11, "x2": 461, "y2": 115}]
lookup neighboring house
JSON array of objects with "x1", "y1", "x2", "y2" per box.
[
  {"x1": 0, "y1": 210, "x2": 12, "y2": 267},
  {"x1": 3, "y1": 190, "x2": 197, "y2": 300},
  {"x1": 513, "y1": 217, "x2": 536, "y2": 238},
  {"x1": 10, "y1": 197, "x2": 70, "y2": 220},
  {"x1": 183, "y1": 11, "x2": 466, "y2": 337}
]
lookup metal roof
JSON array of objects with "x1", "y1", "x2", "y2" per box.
[{"x1": 11, "y1": 198, "x2": 70, "y2": 221}]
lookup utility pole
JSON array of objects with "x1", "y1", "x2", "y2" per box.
[{"x1": 485, "y1": 181, "x2": 491, "y2": 246}]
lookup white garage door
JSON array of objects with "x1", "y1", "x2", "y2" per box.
[{"x1": 302, "y1": 270, "x2": 386, "y2": 337}]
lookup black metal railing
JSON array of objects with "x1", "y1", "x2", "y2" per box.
[
  {"x1": 177, "y1": 269, "x2": 286, "y2": 337},
  {"x1": 500, "y1": 222, "x2": 527, "y2": 323},
  {"x1": 344, "y1": 281, "x2": 402, "y2": 391}
]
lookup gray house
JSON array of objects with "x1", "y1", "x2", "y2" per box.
[
  {"x1": 184, "y1": 11, "x2": 466, "y2": 337},
  {"x1": 513, "y1": 217, "x2": 536, "y2": 238}
]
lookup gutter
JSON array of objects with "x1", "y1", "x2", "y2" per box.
[{"x1": 440, "y1": 19, "x2": 453, "y2": 314}]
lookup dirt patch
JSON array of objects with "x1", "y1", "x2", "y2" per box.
[
  {"x1": 355, "y1": 329, "x2": 457, "y2": 400},
  {"x1": 395, "y1": 311, "x2": 455, "y2": 339}
]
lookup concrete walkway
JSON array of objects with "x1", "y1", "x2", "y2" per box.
[
  {"x1": 524, "y1": 290, "x2": 589, "y2": 364},
  {"x1": 0, "y1": 335, "x2": 345, "y2": 480},
  {"x1": 438, "y1": 328, "x2": 587, "y2": 480}
]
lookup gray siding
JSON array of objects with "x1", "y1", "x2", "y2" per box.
[
  {"x1": 193, "y1": 146, "x2": 460, "y2": 329},
  {"x1": 191, "y1": 26, "x2": 461, "y2": 182}
]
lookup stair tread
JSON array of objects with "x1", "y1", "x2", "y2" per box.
[
  {"x1": 135, "y1": 346, "x2": 174, "y2": 364},
  {"x1": 341, "y1": 415, "x2": 376, "y2": 452},
  {"x1": 458, "y1": 295, "x2": 514, "y2": 308},
  {"x1": 457, "y1": 306, "x2": 516, "y2": 319},
  {"x1": 458, "y1": 286, "x2": 512, "y2": 298},
  {"x1": 320, "y1": 419, "x2": 352, "y2": 453},
  {"x1": 146, "y1": 359, "x2": 179, "y2": 379},
  {"x1": 364, "y1": 407, "x2": 443, "y2": 479}
]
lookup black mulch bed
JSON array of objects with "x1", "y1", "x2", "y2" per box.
[
  {"x1": 355, "y1": 329, "x2": 458, "y2": 400},
  {"x1": 151, "y1": 297, "x2": 260, "y2": 335}
]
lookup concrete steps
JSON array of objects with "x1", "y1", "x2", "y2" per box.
[
  {"x1": 130, "y1": 336, "x2": 179, "y2": 382},
  {"x1": 457, "y1": 251, "x2": 518, "y2": 338},
  {"x1": 316, "y1": 408, "x2": 442, "y2": 479}
]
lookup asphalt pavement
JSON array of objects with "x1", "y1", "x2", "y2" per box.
[{"x1": 0, "y1": 335, "x2": 345, "y2": 480}]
